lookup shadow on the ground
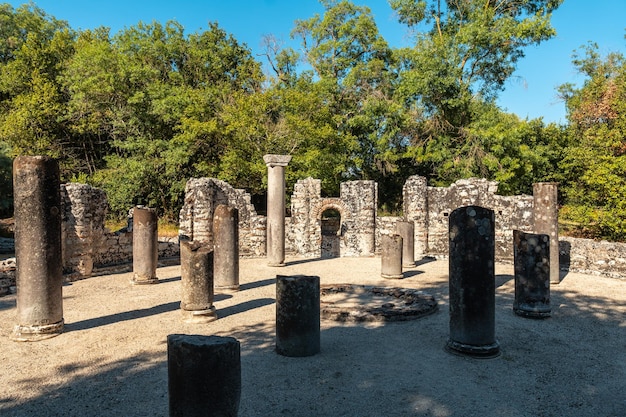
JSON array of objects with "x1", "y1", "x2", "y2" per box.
[
  {"x1": 239, "y1": 278, "x2": 275, "y2": 291},
  {"x1": 65, "y1": 301, "x2": 181, "y2": 332},
  {"x1": 2, "y1": 274, "x2": 625, "y2": 417}
]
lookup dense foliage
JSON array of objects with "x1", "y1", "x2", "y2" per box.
[{"x1": 0, "y1": 1, "x2": 624, "y2": 241}]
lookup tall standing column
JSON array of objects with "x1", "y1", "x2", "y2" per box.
[
  {"x1": 446, "y1": 205, "x2": 500, "y2": 358},
  {"x1": 264, "y1": 154, "x2": 291, "y2": 267},
  {"x1": 11, "y1": 156, "x2": 64, "y2": 341},
  {"x1": 533, "y1": 182, "x2": 560, "y2": 284},
  {"x1": 213, "y1": 204, "x2": 239, "y2": 292},
  {"x1": 132, "y1": 206, "x2": 159, "y2": 285}
]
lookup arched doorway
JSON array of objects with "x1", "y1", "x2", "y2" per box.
[{"x1": 321, "y1": 208, "x2": 341, "y2": 258}]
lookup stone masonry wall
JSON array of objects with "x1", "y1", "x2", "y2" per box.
[
  {"x1": 179, "y1": 178, "x2": 266, "y2": 257},
  {"x1": 286, "y1": 178, "x2": 377, "y2": 257},
  {"x1": 402, "y1": 177, "x2": 534, "y2": 261},
  {"x1": 62, "y1": 183, "x2": 179, "y2": 279}
]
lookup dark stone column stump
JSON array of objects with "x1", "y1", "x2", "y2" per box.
[
  {"x1": 381, "y1": 234, "x2": 404, "y2": 279},
  {"x1": 513, "y1": 230, "x2": 551, "y2": 318},
  {"x1": 168, "y1": 334, "x2": 241, "y2": 417},
  {"x1": 276, "y1": 275, "x2": 320, "y2": 357},
  {"x1": 180, "y1": 240, "x2": 217, "y2": 323},
  {"x1": 446, "y1": 206, "x2": 500, "y2": 358}
]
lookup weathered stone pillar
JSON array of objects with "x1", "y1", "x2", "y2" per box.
[
  {"x1": 213, "y1": 204, "x2": 239, "y2": 292},
  {"x1": 168, "y1": 334, "x2": 241, "y2": 417},
  {"x1": 403, "y1": 176, "x2": 428, "y2": 259},
  {"x1": 396, "y1": 220, "x2": 415, "y2": 267},
  {"x1": 180, "y1": 240, "x2": 217, "y2": 323},
  {"x1": 11, "y1": 156, "x2": 64, "y2": 341},
  {"x1": 131, "y1": 206, "x2": 159, "y2": 285},
  {"x1": 276, "y1": 275, "x2": 320, "y2": 357},
  {"x1": 264, "y1": 154, "x2": 291, "y2": 267},
  {"x1": 381, "y1": 234, "x2": 404, "y2": 279},
  {"x1": 533, "y1": 182, "x2": 560, "y2": 284},
  {"x1": 446, "y1": 206, "x2": 500, "y2": 358},
  {"x1": 513, "y1": 230, "x2": 551, "y2": 318}
]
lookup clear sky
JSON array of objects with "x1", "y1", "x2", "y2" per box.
[{"x1": 5, "y1": 0, "x2": 626, "y2": 124}]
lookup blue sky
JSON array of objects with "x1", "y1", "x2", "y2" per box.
[{"x1": 6, "y1": 0, "x2": 626, "y2": 124}]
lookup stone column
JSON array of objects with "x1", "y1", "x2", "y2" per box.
[
  {"x1": 213, "y1": 204, "x2": 239, "y2": 292},
  {"x1": 264, "y1": 154, "x2": 291, "y2": 267},
  {"x1": 381, "y1": 234, "x2": 404, "y2": 279},
  {"x1": 446, "y1": 206, "x2": 500, "y2": 358},
  {"x1": 276, "y1": 275, "x2": 320, "y2": 357},
  {"x1": 533, "y1": 182, "x2": 560, "y2": 284},
  {"x1": 180, "y1": 240, "x2": 217, "y2": 323},
  {"x1": 131, "y1": 206, "x2": 159, "y2": 285},
  {"x1": 168, "y1": 334, "x2": 241, "y2": 417},
  {"x1": 513, "y1": 230, "x2": 551, "y2": 318},
  {"x1": 403, "y1": 176, "x2": 428, "y2": 259},
  {"x1": 396, "y1": 220, "x2": 415, "y2": 267},
  {"x1": 11, "y1": 156, "x2": 64, "y2": 341}
]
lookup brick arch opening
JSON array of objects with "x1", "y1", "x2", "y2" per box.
[{"x1": 312, "y1": 198, "x2": 351, "y2": 221}]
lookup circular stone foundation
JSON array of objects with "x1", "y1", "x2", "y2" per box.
[{"x1": 320, "y1": 284, "x2": 437, "y2": 322}]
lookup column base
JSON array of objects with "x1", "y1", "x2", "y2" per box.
[
  {"x1": 181, "y1": 307, "x2": 218, "y2": 324},
  {"x1": 11, "y1": 319, "x2": 64, "y2": 342},
  {"x1": 381, "y1": 273, "x2": 404, "y2": 279},
  {"x1": 267, "y1": 262, "x2": 285, "y2": 267},
  {"x1": 215, "y1": 285, "x2": 240, "y2": 293},
  {"x1": 445, "y1": 339, "x2": 500, "y2": 359},
  {"x1": 130, "y1": 274, "x2": 159, "y2": 285},
  {"x1": 403, "y1": 262, "x2": 416, "y2": 268},
  {"x1": 514, "y1": 305, "x2": 551, "y2": 319}
]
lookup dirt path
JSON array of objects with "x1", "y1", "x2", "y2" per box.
[{"x1": 0, "y1": 257, "x2": 625, "y2": 416}]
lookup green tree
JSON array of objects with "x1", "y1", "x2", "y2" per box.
[
  {"x1": 289, "y1": 0, "x2": 419, "y2": 210},
  {"x1": 0, "y1": 3, "x2": 75, "y2": 173},
  {"x1": 391, "y1": 0, "x2": 563, "y2": 183},
  {"x1": 558, "y1": 42, "x2": 626, "y2": 239}
]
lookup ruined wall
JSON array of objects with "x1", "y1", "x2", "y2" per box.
[
  {"x1": 179, "y1": 178, "x2": 266, "y2": 257},
  {"x1": 287, "y1": 178, "x2": 377, "y2": 257},
  {"x1": 403, "y1": 177, "x2": 534, "y2": 261},
  {"x1": 62, "y1": 183, "x2": 179, "y2": 278}
]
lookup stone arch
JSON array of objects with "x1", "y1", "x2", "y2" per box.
[
  {"x1": 311, "y1": 198, "x2": 353, "y2": 258},
  {"x1": 311, "y1": 198, "x2": 352, "y2": 221}
]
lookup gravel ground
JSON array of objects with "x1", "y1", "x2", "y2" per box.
[{"x1": 0, "y1": 256, "x2": 625, "y2": 417}]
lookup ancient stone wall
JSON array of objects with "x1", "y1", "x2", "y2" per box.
[
  {"x1": 61, "y1": 183, "x2": 179, "y2": 278},
  {"x1": 179, "y1": 178, "x2": 266, "y2": 257},
  {"x1": 286, "y1": 178, "x2": 377, "y2": 257},
  {"x1": 402, "y1": 177, "x2": 534, "y2": 261}
]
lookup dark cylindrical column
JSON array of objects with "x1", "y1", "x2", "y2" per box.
[
  {"x1": 264, "y1": 154, "x2": 291, "y2": 267},
  {"x1": 396, "y1": 220, "x2": 415, "y2": 267},
  {"x1": 131, "y1": 206, "x2": 159, "y2": 285},
  {"x1": 11, "y1": 156, "x2": 64, "y2": 341},
  {"x1": 513, "y1": 230, "x2": 551, "y2": 318},
  {"x1": 168, "y1": 334, "x2": 241, "y2": 417},
  {"x1": 381, "y1": 234, "x2": 404, "y2": 279},
  {"x1": 180, "y1": 240, "x2": 217, "y2": 323},
  {"x1": 213, "y1": 204, "x2": 239, "y2": 292},
  {"x1": 276, "y1": 275, "x2": 320, "y2": 357},
  {"x1": 446, "y1": 206, "x2": 500, "y2": 358},
  {"x1": 533, "y1": 182, "x2": 560, "y2": 284}
]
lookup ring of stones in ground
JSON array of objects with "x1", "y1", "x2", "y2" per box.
[{"x1": 320, "y1": 284, "x2": 438, "y2": 323}]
